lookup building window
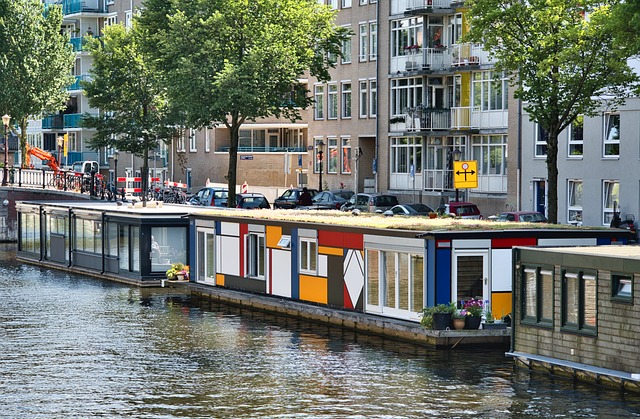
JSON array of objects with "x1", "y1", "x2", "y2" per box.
[
  {"x1": 471, "y1": 135, "x2": 507, "y2": 193},
  {"x1": 125, "y1": 11, "x2": 133, "y2": 28},
  {"x1": 341, "y1": 137, "x2": 352, "y2": 174},
  {"x1": 314, "y1": 85, "x2": 324, "y2": 120},
  {"x1": 329, "y1": 0, "x2": 338, "y2": 9},
  {"x1": 612, "y1": 273, "x2": 633, "y2": 302},
  {"x1": 391, "y1": 137, "x2": 422, "y2": 175},
  {"x1": 327, "y1": 137, "x2": 338, "y2": 174},
  {"x1": 562, "y1": 270, "x2": 597, "y2": 333},
  {"x1": 472, "y1": 71, "x2": 508, "y2": 112},
  {"x1": 369, "y1": 80, "x2": 377, "y2": 117},
  {"x1": 369, "y1": 22, "x2": 377, "y2": 60},
  {"x1": 391, "y1": 18, "x2": 423, "y2": 58},
  {"x1": 328, "y1": 84, "x2": 338, "y2": 119},
  {"x1": 341, "y1": 27, "x2": 352, "y2": 64},
  {"x1": 604, "y1": 113, "x2": 620, "y2": 157},
  {"x1": 522, "y1": 266, "x2": 554, "y2": 326},
  {"x1": 205, "y1": 128, "x2": 210, "y2": 152},
  {"x1": 359, "y1": 24, "x2": 368, "y2": 62},
  {"x1": 189, "y1": 129, "x2": 197, "y2": 152},
  {"x1": 602, "y1": 180, "x2": 619, "y2": 225},
  {"x1": 314, "y1": 138, "x2": 324, "y2": 174},
  {"x1": 567, "y1": 180, "x2": 583, "y2": 225},
  {"x1": 299, "y1": 238, "x2": 317, "y2": 274},
  {"x1": 246, "y1": 233, "x2": 266, "y2": 279},
  {"x1": 568, "y1": 115, "x2": 583, "y2": 157},
  {"x1": 360, "y1": 0, "x2": 367, "y2": 4},
  {"x1": 342, "y1": 0, "x2": 352, "y2": 7},
  {"x1": 390, "y1": 77, "x2": 423, "y2": 116},
  {"x1": 535, "y1": 124, "x2": 548, "y2": 157},
  {"x1": 177, "y1": 134, "x2": 186, "y2": 153},
  {"x1": 341, "y1": 82, "x2": 352, "y2": 118},
  {"x1": 104, "y1": 16, "x2": 117, "y2": 28},
  {"x1": 359, "y1": 81, "x2": 368, "y2": 118}
]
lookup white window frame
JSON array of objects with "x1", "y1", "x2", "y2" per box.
[
  {"x1": 369, "y1": 80, "x2": 377, "y2": 117},
  {"x1": 568, "y1": 116, "x2": 583, "y2": 158},
  {"x1": 328, "y1": 84, "x2": 338, "y2": 120},
  {"x1": 341, "y1": 82, "x2": 352, "y2": 119},
  {"x1": 360, "y1": 0, "x2": 367, "y2": 4},
  {"x1": 177, "y1": 134, "x2": 186, "y2": 153},
  {"x1": 359, "y1": 80, "x2": 368, "y2": 118},
  {"x1": 327, "y1": 137, "x2": 338, "y2": 174},
  {"x1": 602, "y1": 180, "x2": 619, "y2": 226},
  {"x1": 189, "y1": 128, "x2": 197, "y2": 152},
  {"x1": 535, "y1": 123, "x2": 548, "y2": 157},
  {"x1": 359, "y1": 23, "x2": 368, "y2": 62},
  {"x1": 369, "y1": 22, "x2": 378, "y2": 61},
  {"x1": 341, "y1": 137, "x2": 352, "y2": 174},
  {"x1": 299, "y1": 237, "x2": 318, "y2": 275},
  {"x1": 314, "y1": 137, "x2": 324, "y2": 174},
  {"x1": 390, "y1": 77, "x2": 423, "y2": 116},
  {"x1": 125, "y1": 11, "x2": 133, "y2": 28},
  {"x1": 246, "y1": 232, "x2": 266, "y2": 280},
  {"x1": 342, "y1": 0, "x2": 352, "y2": 9},
  {"x1": 104, "y1": 15, "x2": 117, "y2": 28},
  {"x1": 567, "y1": 179, "x2": 583, "y2": 225},
  {"x1": 603, "y1": 113, "x2": 620, "y2": 157},
  {"x1": 314, "y1": 85, "x2": 324, "y2": 120},
  {"x1": 471, "y1": 134, "x2": 507, "y2": 193},
  {"x1": 341, "y1": 26, "x2": 352, "y2": 64},
  {"x1": 205, "y1": 128, "x2": 210, "y2": 152}
]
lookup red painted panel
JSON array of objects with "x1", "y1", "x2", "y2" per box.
[
  {"x1": 318, "y1": 230, "x2": 344, "y2": 248},
  {"x1": 343, "y1": 232, "x2": 363, "y2": 250},
  {"x1": 239, "y1": 224, "x2": 248, "y2": 277},
  {"x1": 492, "y1": 237, "x2": 537, "y2": 249},
  {"x1": 343, "y1": 282, "x2": 353, "y2": 309}
]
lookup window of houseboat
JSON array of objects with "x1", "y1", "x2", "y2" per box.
[
  {"x1": 45, "y1": 213, "x2": 68, "y2": 262},
  {"x1": 151, "y1": 226, "x2": 188, "y2": 273},
  {"x1": 300, "y1": 237, "x2": 318, "y2": 275},
  {"x1": 247, "y1": 232, "x2": 266, "y2": 279},
  {"x1": 118, "y1": 225, "x2": 140, "y2": 273},
  {"x1": 562, "y1": 270, "x2": 596, "y2": 334},
  {"x1": 521, "y1": 266, "x2": 553, "y2": 326},
  {"x1": 612, "y1": 273, "x2": 633, "y2": 302},
  {"x1": 20, "y1": 211, "x2": 40, "y2": 255},
  {"x1": 74, "y1": 218, "x2": 102, "y2": 254}
]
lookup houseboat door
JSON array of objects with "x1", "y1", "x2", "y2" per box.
[
  {"x1": 452, "y1": 249, "x2": 489, "y2": 305},
  {"x1": 196, "y1": 228, "x2": 216, "y2": 285}
]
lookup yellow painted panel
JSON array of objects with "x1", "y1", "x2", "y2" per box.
[
  {"x1": 319, "y1": 245, "x2": 343, "y2": 256},
  {"x1": 491, "y1": 292, "x2": 512, "y2": 319},
  {"x1": 216, "y1": 273, "x2": 225, "y2": 287},
  {"x1": 461, "y1": 72, "x2": 471, "y2": 107},
  {"x1": 266, "y1": 225, "x2": 282, "y2": 248},
  {"x1": 299, "y1": 274, "x2": 328, "y2": 304}
]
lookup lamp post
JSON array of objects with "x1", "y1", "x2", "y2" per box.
[
  {"x1": 57, "y1": 136, "x2": 64, "y2": 166},
  {"x1": 2, "y1": 114, "x2": 10, "y2": 187},
  {"x1": 451, "y1": 148, "x2": 462, "y2": 202},
  {"x1": 113, "y1": 151, "x2": 119, "y2": 199},
  {"x1": 317, "y1": 140, "x2": 325, "y2": 191}
]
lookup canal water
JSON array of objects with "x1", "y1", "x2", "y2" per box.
[{"x1": 2, "y1": 244, "x2": 640, "y2": 418}]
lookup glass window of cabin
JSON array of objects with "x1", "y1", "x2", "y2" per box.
[
  {"x1": 522, "y1": 266, "x2": 553, "y2": 326},
  {"x1": 367, "y1": 249, "x2": 380, "y2": 307},
  {"x1": 246, "y1": 232, "x2": 265, "y2": 279},
  {"x1": 300, "y1": 237, "x2": 317, "y2": 274},
  {"x1": 151, "y1": 226, "x2": 187, "y2": 273},
  {"x1": 562, "y1": 270, "x2": 597, "y2": 334}
]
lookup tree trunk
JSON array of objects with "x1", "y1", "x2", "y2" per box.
[
  {"x1": 19, "y1": 117, "x2": 28, "y2": 168},
  {"x1": 546, "y1": 131, "x2": 559, "y2": 224},
  {"x1": 142, "y1": 147, "x2": 149, "y2": 207}
]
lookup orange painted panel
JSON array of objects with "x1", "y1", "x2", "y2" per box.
[
  {"x1": 491, "y1": 292, "x2": 512, "y2": 319},
  {"x1": 266, "y1": 225, "x2": 282, "y2": 248},
  {"x1": 319, "y1": 245, "x2": 343, "y2": 256},
  {"x1": 299, "y1": 274, "x2": 328, "y2": 304},
  {"x1": 216, "y1": 273, "x2": 225, "y2": 287},
  {"x1": 491, "y1": 237, "x2": 537, "y2": 249}
]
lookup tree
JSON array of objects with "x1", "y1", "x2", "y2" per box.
[
  {"x1": 82, "y1": 23, "x2": 177, "y2": 206},
  {"x1": 137, "y1": 0, "x2": 350, "y2": 206},
  {"x1": 465, "y1": 0, "x2": 639, "y2": 223},
  {"x1": 0, "y1": 0, "x2": 74, "y2": 165}
]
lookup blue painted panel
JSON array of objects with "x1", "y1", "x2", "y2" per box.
[
  {"x1": 436, "y1": 247, "x2": 451, "y2": 305},
  {"x1": 291, "y1": 229, "x2": 299, "y2": 299},
  {"x1": 426, "y1": 239, "x2": 436, "y2": 307}
]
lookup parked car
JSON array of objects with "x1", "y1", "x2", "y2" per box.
[
  {"x1": 309, "y1": 190, "x2": 355, "y2": 210},
  {"x1": 340, "y1": 193, "x2": 399, "y2": 213},
  {"x1": 187, "y1": 187, "x2": 228, "y2": 207},
  {"x1": 384, "y1": 203, "x2": 435, "y2": 216},
  {"x1": 273, "y1": 188, "x2": 319, "y2": 209},
  {"x1": 438, "y1": 202, "x2": 483, "y2": 219},
  {"x1": 235, "y1": 193, "x2": 271, "y2": 209},
  {"x1": 496, "y1": 211, "x2": 547, "y2": 223}
]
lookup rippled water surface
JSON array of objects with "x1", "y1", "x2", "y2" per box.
[{"x1": 1, "y1": 244, "x2": 640, "y2": 418}]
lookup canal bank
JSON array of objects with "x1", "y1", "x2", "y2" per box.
[{"x1": 169, "y1": 280, "x2": 510, "y2": 350}]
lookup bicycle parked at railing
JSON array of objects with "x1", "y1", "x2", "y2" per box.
[{"x1": 162, "y1": 186, "x2": 187, "y2": 204}]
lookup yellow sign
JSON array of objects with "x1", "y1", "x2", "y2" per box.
[
  {"x1": 453, "y1": 160, "x2": 478, "y2": 189},
  {"x1": 63, "y1": 133, "x2": 68, "y2": 157}
]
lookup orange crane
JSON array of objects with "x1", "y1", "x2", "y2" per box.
[{"x1": 25, "y1": 143, "x2": 62, "y2": 174}]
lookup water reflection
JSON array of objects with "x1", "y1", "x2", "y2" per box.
[{"x1": 2, "y1": 243, "x2": 640, "y2": 417}]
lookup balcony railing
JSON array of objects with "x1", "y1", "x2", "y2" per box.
[
  {"x1": 391, "y1": 0, "x2": 454, "y2": 14},
  {"x1": 391, "y1": 43, "x2": 491, "y2": 74},
  {"x1": 42, "y1": 113, "x2": 98, "y2": 129},
  {"x1": 67, "y1": 74, "x2": 91, "y2": 91}
]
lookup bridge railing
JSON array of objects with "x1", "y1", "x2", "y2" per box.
[{"x1": 0, "y1": 168, "x2": 90, "y2": 193}]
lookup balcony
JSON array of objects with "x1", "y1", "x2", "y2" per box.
[
  {"x1": 44, "y1": 0, "x2": 107, "y2": 15},
  {"x1": 67, "y1": 75, "x2": 91, "y2": 91},
  {"x1": 391, "y1": 43, "x2": 491, "y2": 74},
  {"x1": 217, "y1": 146, "x2": 307, "y2": 153},
  {"x1": 391, "y1": 0, "x2": 454, "y2": 15},
  {"x1": 403, "y1": 107, "x2": 451, "y2": 132},
  {"x1": 42, "y1": 113, "x2": 98, "y2": 129}
]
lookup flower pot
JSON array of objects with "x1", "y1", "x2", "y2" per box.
[
  {"x1": 432, "y1": 313, "x2": 452, "y2": 330},
  {"x1": 452, "y1": 318, "x2": 466, "y2": 330},
  {"x1": 177, "y1": 274, "x2": 185, "y2": 281},
  {"x1": 465, "y1": 316, "x2": 481, "y2": 330},
  {"x1": 482, "y1": 322, "x2": 508, "y2": 330}
]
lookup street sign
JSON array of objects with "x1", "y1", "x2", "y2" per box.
[{"x1": 453, "y1": 160, "x2": 478, "y2": 189}]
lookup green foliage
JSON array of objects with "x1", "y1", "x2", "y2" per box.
[
  {"x1": 0, "y1": 0, "x2": 75, "y2": 164},
  {"x1": 136, "y1": 0, "x2": 350, "y2": 206},
  {"x1": 464, "y1": 0, "x2": 639, "y2": 223},
  {"x1": 419, "y1": 302, "x2": 456, "y2": 328}
]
